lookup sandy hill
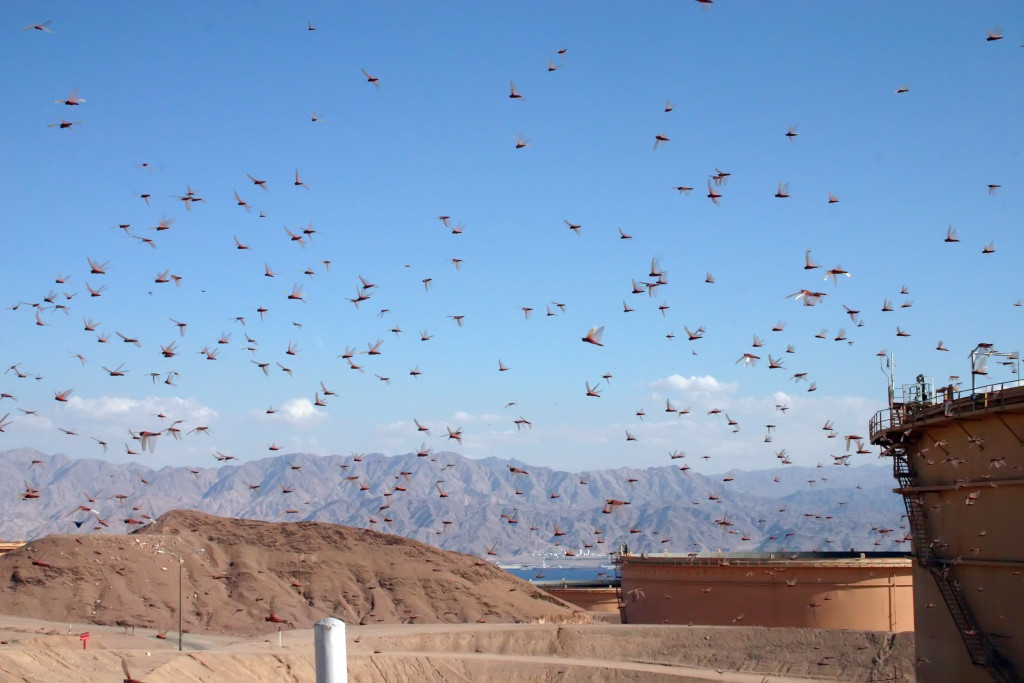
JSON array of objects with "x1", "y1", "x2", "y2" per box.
[{"x1": 0, "y1": 510, "x2": 588, "y2": 636}]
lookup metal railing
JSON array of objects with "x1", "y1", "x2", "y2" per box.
[{"x1": 870, "y1": 379, "x2": 1024, "y2": 440}]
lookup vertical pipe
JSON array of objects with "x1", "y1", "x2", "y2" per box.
[
  {"x1": 178, "y1": 557, "x2": 183, "y2": 652},
  {"x1": 888, "y1": 574, "x2": 895, "y2": 631},
  {"x1": 315, "y1": 617, "x2": 347, "y2": 683}
]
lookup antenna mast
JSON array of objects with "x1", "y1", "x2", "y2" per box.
[{"x1": 881, "y1": 352, "x2": 896, "y2": 409}]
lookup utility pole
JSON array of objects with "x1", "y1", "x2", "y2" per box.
[
  {"x1": 177, "y1": 554, "x2": 181, "y2": 652},
  {"x1": 970, "y1": 346, "x2": 978, "y2": 398},
  {"x1": 156, "y1": 550, "x2": 183, "y2": 651}
]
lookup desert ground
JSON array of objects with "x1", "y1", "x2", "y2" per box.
[
  {"x1": 0, "y1": 511, "x2": 914, "y2": 681},
  {"x1": 0, "y1": 616, "x2": 914, "y2": 682}
]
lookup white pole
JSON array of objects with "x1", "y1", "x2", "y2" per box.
[{"x1": 314, "y1": 617, "x2": 347, "y2": 683}]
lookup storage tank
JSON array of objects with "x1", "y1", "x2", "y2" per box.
[
  {"x1": 617, "y1": 551, "x2": 912, "y2": 631},
  {"x1": 870, "y1": 371, "x2": 1024, "y2": 683}
]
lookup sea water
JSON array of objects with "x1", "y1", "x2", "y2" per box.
[{"x1": 504, "y1": 566, "x2": 618, "y2": 585}]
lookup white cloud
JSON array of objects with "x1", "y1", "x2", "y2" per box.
[
  {"x1": 375, "y1": 419, "x2": 414, "y2": 432},
  {"x1": 277, "y1": 398, "x2": 327, "y2": 424},
  {"x1": 650, "y1": 374, "x2": 739, "y2": 394},
  {"x1": 64, "y1": 395, "x2": 138, "y2": 418},
  {"x1": 63, "y1": 395, "x2": 218, "y2": 424},
  {"x1": 9, "y1": 413, "x2": 54, "y2": 432},
  {"x1": 772, "y1": 391, "x2": 794, "y2": 404},
  {"x1": 452, "y1": 410, "x2": 502, "y2": 423}
]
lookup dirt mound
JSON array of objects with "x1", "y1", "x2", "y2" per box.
[{"x1": 0, "y1": 509, "x2": 588, "y2": 636}]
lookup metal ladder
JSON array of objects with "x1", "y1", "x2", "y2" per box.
[
  {"x1": 892, "y1": 451, "x2": 933, "y2": 564},
  {"x1": 890, "y1": 445, "x2": 1019, "y2": 682}
]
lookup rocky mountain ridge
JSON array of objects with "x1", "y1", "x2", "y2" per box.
[{"x1": 1, "y1": 447, "x2": 906, "y2": 560}]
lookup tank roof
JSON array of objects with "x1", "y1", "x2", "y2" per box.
[{"x1": 618, "y1": 550, "x2": 912, "y2": 568}]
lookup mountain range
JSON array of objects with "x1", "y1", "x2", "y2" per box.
[{"x1": 0, "y1": 447, "x2": 907, "y2": 561}]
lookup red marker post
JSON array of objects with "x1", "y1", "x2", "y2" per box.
[{"x1": 80, "y1": 632, "x2": 90, "y2": 650}]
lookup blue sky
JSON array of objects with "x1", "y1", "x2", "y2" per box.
[{"x1": 1, "y1": 2, "x2": 1021, "y2": 472}]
